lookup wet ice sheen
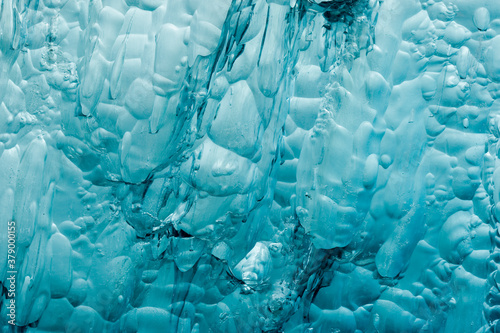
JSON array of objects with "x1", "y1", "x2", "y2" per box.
[{"x1": 1, "y1": 0, "x2": 500, "y2": 332}]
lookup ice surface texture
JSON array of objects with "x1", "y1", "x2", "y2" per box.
[{"x1": 1, "y1": 0, "x2": 500, "y2": 331}]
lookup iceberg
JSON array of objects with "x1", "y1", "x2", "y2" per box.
[{"x1": 1, "y1": 0, "x2": 500, "y2": 331}]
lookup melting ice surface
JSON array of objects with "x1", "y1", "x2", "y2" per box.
[{"x1": 2, "y1": 0, "x2": 500, "y2": 331}]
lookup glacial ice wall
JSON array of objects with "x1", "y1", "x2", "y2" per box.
[{"x1": 1, "y1": 0, "x2": 500, "y2": 331}]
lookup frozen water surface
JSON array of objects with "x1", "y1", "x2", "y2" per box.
[{"x1": 1, "y1": 0, "x2": 500, "y2": 331}]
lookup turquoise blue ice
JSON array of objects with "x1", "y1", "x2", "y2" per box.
[{"x1": 1, "y1": 0, "x2": 500, "y2": 332}]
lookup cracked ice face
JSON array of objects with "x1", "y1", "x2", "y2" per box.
[{"x1": 5, "y1": 0, "x2": 500, "y2": 332}]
